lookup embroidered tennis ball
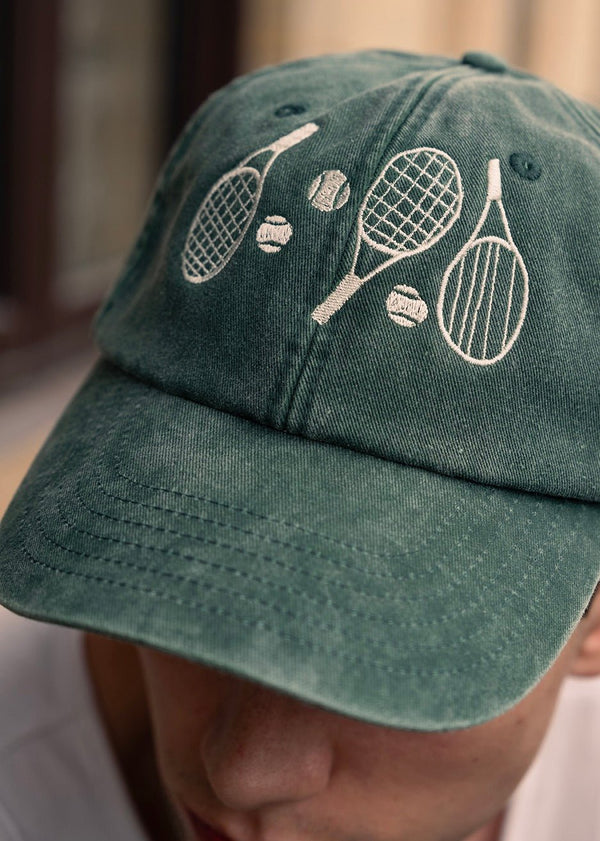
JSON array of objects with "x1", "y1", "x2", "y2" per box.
[
  {"x1": 256, "y1": 215, "x2": 293, "y2": 253},
  {"x1": 386, "y1": 285, "x2": 428, "y2": 327},
  {"x1": 308, "y1": 170, "x2": 350, "y2": 212}
]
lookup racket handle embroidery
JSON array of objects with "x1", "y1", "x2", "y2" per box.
[
  {"x1": 183, "y1": 122, "x2": 319, "y2": 284},
  {"x1": 436, "y1": 157, "x2": 529, "y2": 366},
  {"x1": 311, "y1": 273, "x2": 364, "y2": 324},
  {"x1": 270, "y1": 122, "x2": 319, "y2": 153},
  {"x1": 311, "y1": 147, "x2": 463, "y2": 325},
  {"x1": 487, "y1": 158, "x2": 502, "y2": 201}
]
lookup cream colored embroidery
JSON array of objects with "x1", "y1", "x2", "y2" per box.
[
  {"x1": 386, "y1": 284, "x2": 428, "y2": 327},
  {"x1": 308, "y1": 170, "x2": 350, "y2": 211},
  {"x1": 182, "y1": 122, "x2": 318, "y2": 283},
  {"x1": 256, "y1": 215, "x2": 293, "y2": 253},
  {"x1": 437, "y1": 159, "x2": 529, "y2": 366},
  {"x1": 311, "y1": 147, "x2": 463, "y2": 325}
]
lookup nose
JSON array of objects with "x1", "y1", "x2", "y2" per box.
[{"x1": 201, "y1": 678, "x2": 335, "y2": 811}]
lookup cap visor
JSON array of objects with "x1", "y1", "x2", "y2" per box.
[{"x1": 0, "y1": 360, "x2": 598, "y2": 730}]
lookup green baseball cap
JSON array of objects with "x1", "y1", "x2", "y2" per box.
[{"x1": 1, "y1": 49, "x2": 598, "y2": 731}]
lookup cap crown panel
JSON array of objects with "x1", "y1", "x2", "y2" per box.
[{"x1": 94, "y1": 52, "x2": 600, "y2": 503}]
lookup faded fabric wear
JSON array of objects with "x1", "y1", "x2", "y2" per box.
[{"x1": 0, "y1": 48, "x2": 598, "y2": 733}]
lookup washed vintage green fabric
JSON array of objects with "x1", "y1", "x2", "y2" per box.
[{"x1": 0, "y1": 49, "x2": 598, "y2": 730}]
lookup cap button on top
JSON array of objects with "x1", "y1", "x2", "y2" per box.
[{"x1": 461, "y1": 51, "x2": 507, "y2": 73}]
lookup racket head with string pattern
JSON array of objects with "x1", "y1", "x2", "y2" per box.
[
  {"x1": 360, "y1": 146, "x2": 463, "y2": 258},
  {"x1": 438, "y1": 234, "x2": 529, "y2": 365},
  {"x1": 311, "y1": 147, "x2": 463, "y2": 324},
  {"x1": 182, "y1": 122, "x2": 319, "y2": 284},
  {"x1": 437, "y1": 158, "x2": 529, "y2": 366},
  {"x1": 182, "y1": 166, "x2": 261, "y2": 283}
]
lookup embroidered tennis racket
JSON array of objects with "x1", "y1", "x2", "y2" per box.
[
  {"x1": 311, "y1": 147, "x2": 463, "y2": 325},
  {"x1": 182, "y1": 122, "x2": 319, "y2": 283},
  {"x1": 437, "y1": 158, "x2": 529, "y2": 366}
]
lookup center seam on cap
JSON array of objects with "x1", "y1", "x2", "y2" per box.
[{"x1": 282, "y1": 67, "x2": 463, "y2": 433}]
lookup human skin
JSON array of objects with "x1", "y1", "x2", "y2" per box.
[{"x1": 84, "y1": 586, "x2": 600, "y2": 841}]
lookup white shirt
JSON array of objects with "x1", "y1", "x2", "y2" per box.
[
  {"x1": 0, "y1": 608, "x2": 149, "y2": 841},
  {"x1": 500, "y1": 669, "x2": 600, "y2": 839},
  {"x1": 1, "y1": 608, "x2": 600, "y2": 841}
]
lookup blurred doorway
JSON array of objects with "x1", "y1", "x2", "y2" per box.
[{"x1": 1, "y1": 0, "x2": 241, "y2": 390}]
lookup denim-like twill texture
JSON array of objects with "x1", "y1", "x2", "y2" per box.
[{"x1": 0, "y1": 50, "x2": 598, "y2": 730}]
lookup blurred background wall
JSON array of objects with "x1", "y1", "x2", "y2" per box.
[
  {"x1": 1, "y1": 0, "x2": 600, "y2": 520},
  {"x1": 240, "y1": 0, "x2": 600, "y2": 103}
]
